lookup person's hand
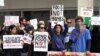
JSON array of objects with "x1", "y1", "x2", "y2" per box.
[
  {"x1": 3, "y1": 23, "x2": 6, "y2": 27},
  {"x1": 48, "y1": 38, "x2": 50, "y2": 44},
  {"x1": 62, "y1": 49, "x2": 67, "y2": 52},
  {"x1": 20, "y1": 40, "x2": 24, "y2": 45},
  {"x1": 16, "y1": 23, "x2": 20, "y2": 27},
  {"x1": 86, "y1": 51, "x2": 91, "y2": 56},
  {"x1": 66, "y1": 33, "x2": 70, "y2": 36},
  {"x1": 62, "y1": 16, "x2": 67, "y2": 24},
  {"x1": 32, "y1": 40, "x2": 34, "y2": 45},
  {"x1": 50, "y1": 16, "x2": 53, "y2": 20}
]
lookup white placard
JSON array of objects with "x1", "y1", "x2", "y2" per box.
[
  {"x1": 80, "y1": 7, "x2": 93, "y2": 17},
  {"x1": 34, "y1": 32, "x2": 48, "y2": 52},
  {"x1": 52, "y1": 5, "x2": 64, "y2": 17},
  {"x1": 51, "y1": 5, "x2": 64, "y2": 28},
  {"x1": 3, "y1": 35, "x2": 23, "y2": 49},
  {"x1": 91, "y1": 17, "x2": 100, "y2": 25},
  {"x1": 30, "y1": 19, "x2": 38, "y2": 30},
  {"x1": 0, "y1": 0, "x2": 4, "y2": 6},
  {"x1": 5, "y1": 16, "x2": 19, "y2": 26},
  {"x1": 23, "y1": 34, "x2": 32, "y2": 44}
]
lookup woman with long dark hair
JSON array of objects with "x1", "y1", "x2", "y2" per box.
[
  {"x1": 4, "y1": 25, "x2": 22, "y2": 56},
  {"x1": 47, "y1": 17, "x2": 68, "y2": 51}
]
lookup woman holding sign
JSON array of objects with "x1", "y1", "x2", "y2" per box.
[
  {"x1": 3, "y1": 25, "x2": 23, "y2": 56},
  {"x1": 23, "y1": 25, "x2": 34, "y2": 56},
  {"x1": 33, "y1": 23, "x2": 50, "y2": 56},
  {"x1": 47, "y1": 16, "x2": 68, "y2": 51}
]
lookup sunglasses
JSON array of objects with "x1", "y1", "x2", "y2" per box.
[
  {"x1": 40, "y1": 27, "x2": 45, "y2": 29},
  {"x1": 67, "y1": 22, "x2": 72, "y2": 24}
]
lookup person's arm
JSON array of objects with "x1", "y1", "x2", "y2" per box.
[
  {"x1": 47, "y1": 16, "x2": 55, "y2": 36},
  {"x1": 63, "y1": 24, "x2": 68, "y2": 36},
  {"x1": 67, "y1": 40, "x2": 73, "y2": 50},
  {"x1": 86, "y1": 29, "x2": 91, "y2": 51},
  {"x1": 62, "y1": 17, "x2": 68, "y2": 36},
  {"x1": 86, "y1": 39, "x2": 91, "y2": 51}
]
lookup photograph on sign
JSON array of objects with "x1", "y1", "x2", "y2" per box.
[
  {"x1": 34, "y1": 32, "x2": 48, "y2": 52},
  {"x1": 3, "y1": 35, "x2": 23, "y2": 49}
]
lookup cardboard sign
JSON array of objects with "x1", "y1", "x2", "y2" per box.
[
  {"x1": 51, "y1": 5, "x2": 64, "y2": 28},
  {"x1": 52, "y1": 5, "x2": 64, "y2": 17},
  {"x1": 23, "y1": 34, "x2": 32, "y2": 44},
  {"x1": 3, "y1": 35, "x2": 23, "y2": 49},
  {"x1": 5, "y1": 16, "x2": 19, "y2": 26},
  {"x1": 91, "y1": 17, "x2": 100, "y2": 25},
  {"x1": 34, "y1": 32, "x2": 48, "y2": 52}
]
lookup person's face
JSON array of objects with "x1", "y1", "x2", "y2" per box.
[
  {"x1": 76, "y1": 19, "x2": 83, "y2": 27},
  {"x1": 22, "y1": 19, "x2": 27, "y2": 25},
  {"x1": 10, "y1": 27, "x2": 17, "y2": 34},
  {"x1": 39, "y1": 25, "x2": 45, "y2": 32},
  {"x1": 28, "y1": 30, "x2": 33, "y2": 35},
  {"x1": 55, "y1": 26, "x2": 61, "y2": 33},
  {"x1": 67, "y1": 20, "x2": 72, "y2": 27}
]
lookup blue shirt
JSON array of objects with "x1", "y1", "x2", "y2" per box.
[
  {"x1": 70, "y1": 28, "x2": 91, "y2": 52},
  {"x1": 47, "y1": 24, "x2": 68, "y2": 51}
]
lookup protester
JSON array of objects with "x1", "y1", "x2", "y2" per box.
[
  {"x1": 64, "y1": 19, "x2": 75, "y2": 51},
  {"x1": 33, "y1": 23, "x2": 50, "y2": 56},
  {"x1": 91, "y1": 26, "x2": 100, "y2": 52},
  {"x1": 47, "y1": 16, "x2": 68, "y2": 51},
  {"x1": 3, "y1": 25, "x2": 23, "y2": 56},
  {"x1": 68, "y1": 16, "x2": 91, "y2": 52},
  {"x1": 23, "y1": 25, "x2": 34, "y2": 56}
]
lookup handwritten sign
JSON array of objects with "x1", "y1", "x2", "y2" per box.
[
  {"x1": 51, "y1": 5, "x2": 64, "y2": 28},
  {"x1": 34, "y1": 32, "x2": 48, "y2": 52}
]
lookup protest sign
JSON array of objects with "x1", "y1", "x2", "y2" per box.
[
  {"x1": 34, "y1": 32, "x2": 48, "y2": 52},
  {"x1": 5, "y1": 16, "x2": 19, "y2": 26},
  {"x1": 3, "y1": 35, "x2": 23, "y2": 49},
  {"x1": 30, "y1": 19, "x2": 38, "y2": 30},
  {"x1": 80, "y1": 7, "x2": 93, "y2": 17},
  {"x1": 0, "y1": 0, "x2": 4, "y2": 6},
  {"x1": 23, "y1": 34, "x2": 32, "y2": 44},
  {"x1": 91, "y1": 17, "x2": 100, "y2": 25},
  {"x1": 51, "y1": 5, "x2": 64, "y2": 28}
]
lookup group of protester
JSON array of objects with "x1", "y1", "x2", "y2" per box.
[{"x1": 0, "y1": 16, "x2": 99, "y2": 56}]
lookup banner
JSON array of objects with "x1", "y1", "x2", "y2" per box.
[
  {"x1": 5, "y1": 16, "x2": 19, "y2": 26},
  {"x1": 91, "y1": 17, "x2": 100, "y2": 25},
  {"x1": 48, "y1": 52, "x2": 100, "y2": 56},
  {"x1": 3, "y1": 35, "x2": 23, "y2": 49},
  {"x1": 0, "y1": 0, "x2": 4, "y2": 6},
  {"x1": 80, "y1": 7, "x2": 93, "y2": 17},
  {"x1": 51, "y1": 5, "x2": 64, "y2": 28},
  {"x1": 34, "y1": 32, "x2": 48, "y2": 52},
  {"x1": 23, "y1": 34, "x2": 32, "y2": 44},
  {"x1": 30, "y1": 19, "x2": 38, "y2": 30}
]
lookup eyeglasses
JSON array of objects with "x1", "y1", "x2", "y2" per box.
[
  {"x1": 40, "y1": 27, "x2": 45, "y2": 29},
  {"x1": 67, "y1": 22, "x2": 72, "y2": 24}
]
